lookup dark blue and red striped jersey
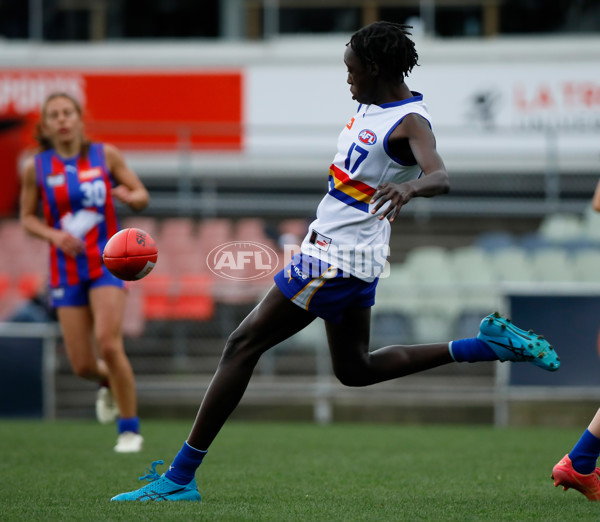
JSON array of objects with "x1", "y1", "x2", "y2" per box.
[{"x1": 35, "y1": 143, "x2": 119, "y2": 287}]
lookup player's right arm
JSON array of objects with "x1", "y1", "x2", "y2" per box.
[
  {"x1": 20, "y1": 157, "x2": 84, "y2": 257},
  {"x1": 370, "y1": 114, "x2": 450, "y2": 222},
  {"x1": 593, "y1": 178, "x2": 600, "y2": 212}
]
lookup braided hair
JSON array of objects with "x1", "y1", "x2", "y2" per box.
[{"x1": 348, "y1": 22, "x2": 419, "y2": 82}]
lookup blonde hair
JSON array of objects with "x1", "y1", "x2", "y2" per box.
[{"x1": 34, "y1": 92, "x2": 90, "y2": 157}]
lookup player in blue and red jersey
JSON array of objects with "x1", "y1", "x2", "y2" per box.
[{"x1": 20, "y1": 92, "x2": 149, "y2": 453}]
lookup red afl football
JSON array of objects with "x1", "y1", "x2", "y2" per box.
[{"x1": 102, "y1": 228, "x2": 158, "y2": 281}]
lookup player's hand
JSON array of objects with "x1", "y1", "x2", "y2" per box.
[
  {"x1": 52, "y1": 229, "x2": 85, "y2": 257},
  {"x1": 111, "y1": 184, "x2": 134, "y2": 205},
  {"x1": 370, "y1": 182, "x2": 414, "y2": 223},
  {"x1": 112, "y1": 184, "x2": 149, "y2": 211}
]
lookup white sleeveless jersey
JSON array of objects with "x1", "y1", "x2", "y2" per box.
[{"x1": 301, "y1": 92, "x2": 431, "y2": 282}]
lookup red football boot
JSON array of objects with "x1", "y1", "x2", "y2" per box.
[{"x1": 552, "y1": 454, "x2": 600, "y2": 501}]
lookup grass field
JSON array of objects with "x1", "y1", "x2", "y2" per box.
[{"x1": 1, "y1": 419, "x2": 599, "y2": 521}]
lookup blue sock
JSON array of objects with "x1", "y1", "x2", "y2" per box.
[
  {"x1": 449, "y1": 338, "x2": 499, "y2": 363},
  {"x1": 117, "y1": 416, "x2": 140, "y2": 434},
  {"x1": 165, "y1": 441, "x2": 208, "y2": 485},
  {"x1": 569, "y1": 429, "x2": 600, "y2": 474}
]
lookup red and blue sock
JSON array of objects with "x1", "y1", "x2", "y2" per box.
[
  {"x1": 569, "y1": 429, "x2": 600, "y2": 475},
  {"x1": 449, "y1": 338, "x2": 499, "y2": 363},
  {"x1": 165, "y1": 441, "x2": 208, "y2": 485}
]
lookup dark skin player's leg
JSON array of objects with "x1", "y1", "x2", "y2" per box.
[
  {"x1": 325, "y1": 306, "x2": 453, "y2": 386},
  {"x1": 187, "y1": 285, "x2": 316, "y2": 450},
  {"x1": 187, "y1": 288, "x2": 454, "y2": 450}
]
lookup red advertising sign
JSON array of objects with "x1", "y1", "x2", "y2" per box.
[
  {"x1": 0, "y1": 70, "x2": 243, "y2": 215},
  {"x1": 85, "y1": 72, "x2": 243, "y2": 149}
]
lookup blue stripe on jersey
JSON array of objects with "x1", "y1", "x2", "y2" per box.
[
  {"x1": 327, "y1": 175, "x2": 369, "y2": 212},
  {"x1": 90, "y1": 143, "x2": 109, "y2": 172},
  {"x1": 66, "y1": 159, "x2": 84, "y2": 214},
  {"x1": 88, "y1": 143, "x2": 101, "y2": 167}
]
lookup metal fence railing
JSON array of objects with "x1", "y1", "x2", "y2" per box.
[{"x1": 4, "y1": 283, "x2": 600, "y2": 426}]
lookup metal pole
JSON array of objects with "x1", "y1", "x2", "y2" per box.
[
  {"x1": 420, "y1": 0, "x2": 436, "y2": 37},
  {"x1": 314, "y1": 323, "x2": 333, "y2": 424},
  {"x1": 221, "y1": 0, "x2": 245, "y2": 40},
  {"x1": 177, "y1": 126, "x2": 193, "y2": 216},
  {"x1": 29, "y1": 0, "x2": 44, "y2": 40},
  {"x1": 42, "y1": 326, "x2": 58, "y2": 420},
  {"x1": 544, "y1": 127, "x2": 560, "y2": 212},
  {"x1": 493, "y1": 293, "x2": 511, "y2": 427},
  {"x1": 493, "y1": 360, "x2": 510, "y2": 427},
  {"x1": 263, "y1": 0, "x2": 279, "y2": 40}
]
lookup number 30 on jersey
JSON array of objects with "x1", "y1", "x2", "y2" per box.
[{"x1": 80, "y1": 179, "x2": 107, "y2": 207}]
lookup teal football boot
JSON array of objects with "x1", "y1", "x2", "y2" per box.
[
  {"x1": 477, "y1": 312, "x2": 560, "y2": 371},
  {"x1": 111, "y1": 460, "x2": 201, "y2": 502}
]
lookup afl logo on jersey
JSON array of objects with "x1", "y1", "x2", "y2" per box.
[{"x1": 358, "y1": 129, "x2": 377, "y2": 145}]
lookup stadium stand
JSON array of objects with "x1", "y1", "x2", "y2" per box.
[
  {"x1": 122, "y1": 281, "x2": 145, "y2": 337},
  {"x1": 519, "y1": 232, "x2": 552, "y2": 253},
  {"x1": 572, "y1": 250, "x2": 600, "y2": 283},
  {"x1": 0, "y1": 2, "x2": 598, "y2": 431},
  {"x1": 538, "y1": 213, "x2": 584, "y2": 242},
  {"x1": 530, "y1": 248, "x2": 575, "y2": 283},
  {"x1": 450, "y1": 247, "x2": 500, "y2": 331},
  {"x1": 474, "y1": 230, "x2": 517, "y2": 253},
  {"x1": 489, "y1": 246, "x2": 535, "y2": 283},
  {"x1": 403, "y1": 246, "x2": 451, "y2": 284},
  {"x1": 0, "y1": 273, "x2": 10, "y2": 306},
  {"x1": 371, "y1": 264, "x2": 416, "y2": 345},
  {"x1": 160, "y1": 217, "x2": 195, "y2": 238},
  {"x1": 121, "y1": 216, "x2": 159, "y2": 241},
  {"x1": 451, "y1": 246, "x2": 494, "y2": 284},
  {"x1": 581, "y1": 204, "x2": 600, "y2": 243}
]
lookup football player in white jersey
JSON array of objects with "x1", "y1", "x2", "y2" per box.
[{"x1": 112, "y1": 22, "x2": 560, "y2": 502}]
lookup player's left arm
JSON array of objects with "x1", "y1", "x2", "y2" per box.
[
  {"x1": 104, "y1": 143, "x2": 150, "y2": 211},
  {"x1": 371, "y1": 113, "x2": 449, "y2": 222}
]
